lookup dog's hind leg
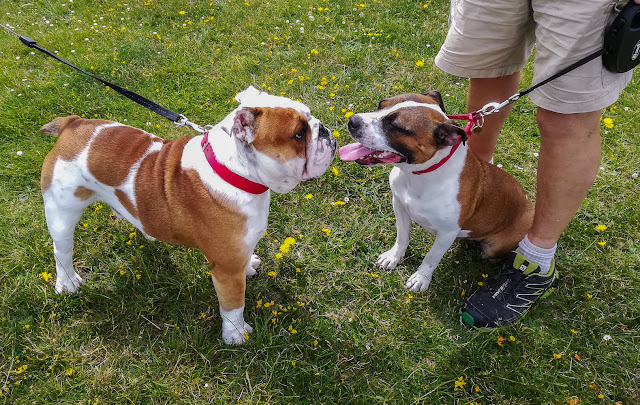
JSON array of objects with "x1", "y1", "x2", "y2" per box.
[{"x1": 43, "y1": 190, "x2": 94, "y2": 294}]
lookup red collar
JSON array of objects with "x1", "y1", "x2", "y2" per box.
[
  {"x1": 411, "y1": 139, "x2": 462, "y2": 175},
  {"x1": 200, "y1": 132, "x2": 269, "y2": 194},
  {"x1": 411, "y1": 112, "x2": 479, "y2": 175}
]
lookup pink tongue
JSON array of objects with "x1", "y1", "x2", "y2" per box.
[{"x1": 338, "y1": 142, "x2": 378, "y2": 161}]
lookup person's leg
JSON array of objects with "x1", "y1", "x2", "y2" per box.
[
  {"x1": 529, "y1": 107, "x2": 602, "y2": 248},
  {"x1": 466, "y1": 73, "x2": 521, "y2": 162},
  {"x1": 514, "y1": 107, "x2": 602, "y2": 274}
]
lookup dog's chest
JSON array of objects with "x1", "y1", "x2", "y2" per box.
[{"x1": 389, "y1": 167, "x2": 463, "y2": 233}]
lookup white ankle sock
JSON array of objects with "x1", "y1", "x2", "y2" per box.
[{"x1": 516, "y1": 235, "x2": 556, "y2": 274}]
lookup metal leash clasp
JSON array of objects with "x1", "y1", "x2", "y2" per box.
[
  {"x1": 479, "y1": 93, "x2": 521, "y2": 117},
  {"x1": 175, "y1": 114, "x2": 207, "y2": 133}
]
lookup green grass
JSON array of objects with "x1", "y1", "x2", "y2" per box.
[{"x1": 1, "y1": 0, "x2": 639, "y2": 403}]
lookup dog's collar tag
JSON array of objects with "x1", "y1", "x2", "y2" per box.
[{"x1": 200, "y1": 132, "x2": 269, "y2": 194}]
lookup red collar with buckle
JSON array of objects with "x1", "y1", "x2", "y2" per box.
[
  {"x1": 411, "y1": 112, "x2": 481, "y2": 175},
  {"x1": 200, "y1": 132, "x2": 269, "y2": 194}
]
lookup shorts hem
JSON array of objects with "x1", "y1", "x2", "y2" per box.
[
  {"x1": 435, "y1": 54, "x2": 524, "y2": 79},
  {"x1": 529, "y1": 87, "x2": 626, "y2": 114}
]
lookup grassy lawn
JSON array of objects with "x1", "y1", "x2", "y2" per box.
[{"x1": 1, "y1": 0, "x2": 639, "y2": 403}]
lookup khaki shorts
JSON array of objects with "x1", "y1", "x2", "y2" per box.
[{"x1": 435, "y1": 0, "x2": 634, "y2": 114}]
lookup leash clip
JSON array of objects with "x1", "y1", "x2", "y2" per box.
[
  {"x1": 175, "y1": 114, "x2": 207, "y2": 133},
  {"x1": 479, "y1": 94, "x2": 521, "y2": 117}
]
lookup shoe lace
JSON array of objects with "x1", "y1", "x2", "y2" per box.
[{"x1": 483, "y1": 267, "x2": 527, "y2": 301}]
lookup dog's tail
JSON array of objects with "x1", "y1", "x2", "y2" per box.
[{"x1": 39, "y1": 115, "x2": 81, "y2": 137}]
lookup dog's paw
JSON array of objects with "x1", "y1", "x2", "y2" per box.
[
  {"x1": 245, "y1": 254, "x2": 261, "y2": 277},
  {"x1": 405, "y1": 271, "x2": 432, "y2": 292},
  {"x1": 377, "y1": 249, "x2": 403, "y2": 269},
  {"x1": 54, "y1": 273, "x2": 84, "y2": 294},
  {"x1": 222, "y1": 322, "x2": 254, "y2": 345}
]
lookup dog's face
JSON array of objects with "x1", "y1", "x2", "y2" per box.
[
  {"x1": 228, "y1": 86, "x2": 337, "y2": 193},
  {"x1": 339, "y1": 91, "x2": 466, "y2": 166}
]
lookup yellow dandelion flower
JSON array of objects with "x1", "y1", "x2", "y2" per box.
[
  {"x1": 454, "y1": 376, "x2": 466, "y2": 389},
  {"x1": 509, "y1": 335, "x2": 516, "y2": 341},
  {"x1": 178, "y1": 10, "x2": 186, "y2": 14},
  {"x1": 321, "y1": 228, "x2": 331, "y2": 236},
  {"x1": 415, "y1": 60, "x2": 424, "y2": 67},
  {"x1": 345, "y1": 112, "x2": 354, "y2": 118},
  {"x1": 370, "y1": 273, "x2": 379, "y2": 278},
  {"x1": 597, "y1": 241, "x2": 607, "y2": 246},
  {"x1": 602, "y1": 118, "x2": 614, "y2": 128},
  {"x1": 40, "y1": 272, "x2": 53, "y2": 282},
  {"x1": 268, "y1": 271, "x2": 276, "y2": 277},
  {"x1": 553, "y1": 353, "x2": 562, "y2": 359},
  {"x1": 332, "y1": 130, "x2": 341, "y2": 138},
  {"x1": 331, "y1": 166, "x2": 339, "y2": 176},
  {"x1": 595, "y1": 224, "x2": 607, "y2": 232},
  {"x1": 67, "y1": 368, "x2": 76, "y2": 377},
  {"x1": 313, "y1": 340, "x2": 318, "y2": 346},
  {"x1": 305, "y1": 193, "x2": 313, "y2": 200}
]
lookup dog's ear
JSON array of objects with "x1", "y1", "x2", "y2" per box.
[
  {"x1": 422, "y1": 90, "x2": 446, "y2": 114},
  {"x1": 377, "y1": 98, "x2": 390, "y2": 111},
  {"x1": 434, "y1": 121, "x2": 467, "y2": 146},
  {"x1": 231, "y1": 107, "x2": 262, "y2": 144}
]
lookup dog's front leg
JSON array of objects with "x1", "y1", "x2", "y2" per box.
[
  {"x1": 406, "y1": 229, "x2": 459, "y2": 292},
  {"x1": 210, "y1": 262, "x2": 253, "y2": 345},
  {"x1": 377, "y1": 193, "x2": 412, "y2": 269}
]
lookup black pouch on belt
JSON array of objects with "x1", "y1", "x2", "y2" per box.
[{"x1": 603, "y1": 0, "x2": 640, "y2": 73}]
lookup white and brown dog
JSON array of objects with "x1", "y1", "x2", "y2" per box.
[
  {"x1": 40, "y1": 86, "x2": 336, "y2": 344},
  {"x1": 339, "y1": 91, "x2": 533, "y2": 292}
]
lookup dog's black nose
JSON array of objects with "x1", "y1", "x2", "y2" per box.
[
  {"x1": 319, "y1": 124, "x2": 330, "y2": 139},
  {"x1": 347, "y1": 115, "x2": 363, "y2": 132}
]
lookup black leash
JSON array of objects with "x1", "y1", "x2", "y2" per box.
[
  {"x1": 474, "y1": 48, "x2": 607, "y2": 119},
  {"x1": 1, "y1": 24, "x2": 205, "y2": 132}
]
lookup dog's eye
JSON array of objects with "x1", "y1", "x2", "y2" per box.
[
  {"x1": 294, "y1": 128, "x2": 306, "y2": 140},
  {"x1": 387, "y1": 118, "x2": 411, "y2": 134}
]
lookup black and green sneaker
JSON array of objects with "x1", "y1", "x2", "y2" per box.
[{"x1": 461, "y1": 251, "x2": 558, "y2": 331}]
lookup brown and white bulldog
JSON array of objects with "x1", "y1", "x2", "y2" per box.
[
  {"x1": 40, "y1": 86, "x2": 336, "y2": 344},
  {"x1": 339, "y1": 91, "x2": 533, "y2": 292}
]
